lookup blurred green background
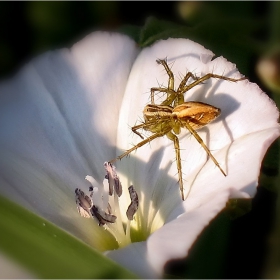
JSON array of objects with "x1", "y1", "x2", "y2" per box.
[{"x1": 0, "y1": 1, "x2": 279, "y2": 279}]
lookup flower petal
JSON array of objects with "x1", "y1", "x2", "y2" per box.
[
  {"x1": 147, "y1": 127, "x2": 279, "y2": 274},
  {"x1": 106, "y1": 241, "x2": 159, "y2": 278},
  {"x1": 147, "y1": 187, "x2": 231, "y2": 275},
  {"x1": 0, "y1": 32, "x2": 138, "y2": 248}
]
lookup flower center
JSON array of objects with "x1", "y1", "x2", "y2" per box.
[{"x1": 75, "y1": 162, "x2": 139, "y2": 249}]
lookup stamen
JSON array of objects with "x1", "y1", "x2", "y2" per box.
[
  {"x1": 126, "y1": 220, "x2": 131, "y2": 240},
  {"x1": 75, "y1": 162, "x2": 139, "y2": 249},
  {"x1": 104, "y1": 162, "x2": 122, "y2": 197},
  {"x1": 75, "y1": 188, "x2": 92, "y2": 218},
  {"x1": 126, "y1": 185, "x2": 139, "y2": 220},
  {"x1": 85, "y1": 175, "x2": 102, "y2": 208}
]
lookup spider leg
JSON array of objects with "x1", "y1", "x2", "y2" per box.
[
  {"x1": 166, "y1": 131, "x2": 184, "y2": 200},
  {"x1": 181, "y1": 73, "x2": 246, "y2": 96},
  {"x1": 156, "y1": 59, "x2": 174, "y2": 90},
  {"x1": 154, "y1": 59, "x2": 179, "y2": 106},
  {"x1": 150, "y1": 87, "x2": 175, "y2": 105},
  {"x1": 177, "y1": 72, "x2": 198, "y2": 92},
  {"x1": 132, "y1": 123, "x2": 147, "y2": 139},
  {"x1": 132, "y1": 119, "x2": 167, "y2": 139},
  {"x1": 109, "y1": 131, "x2": 166, "y2": 163},
  {"x1": 184, "y1": 121, "x2": 227, "y2": 176},
  {"x1": 175, "y1": 72, "x2": 199, "y2": 106}
]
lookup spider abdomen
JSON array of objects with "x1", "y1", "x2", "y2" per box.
[{"x1": 172, "y1": 101, "x2": 221, "y2": 130}]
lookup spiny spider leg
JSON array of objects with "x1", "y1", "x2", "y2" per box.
[
  {"x1": 177, "y1": 72, "x2": 198, "y2": 92},
  {"x1": 132, "y1": 119, "x2": 168, "y2": 139},
  {"x1": 132, "y1": 123, "x2": 147, "y2": 139},
  {"x1": 153, "y1": 59, "x2": 176, "y2": 105},
  {"x1": 172, "y1": 72, "x2": 198, "y2": 107},
  {"x1": 155, "y1": 60, "x2": 246, "y2": 107},
  {"x1": 166, "y1": 131, "x2": 184, "y2": 200},
  {"x1": 150, "y1": 71, "x2": 195, "y2": 107},
  {"x1": 180, "y1": 73, "x2": 246, "y2": 96},
  {"x1": 150, "y1": 87, "x2": 175, "y2": 105},
  {"x1": 156, "y1": 59, "x2": 174, "y2": 90},
  {"x1": 155, "y1": 59, "x2": 197, "y2": 107},
  {"x1": 110, "y1": 131, "x2": 167, "y2": 163},
  {"x1": 184, "y1": 120, "x2": 226, "y2": 176}
]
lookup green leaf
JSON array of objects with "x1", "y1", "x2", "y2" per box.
[
  {"x1": 165, "y1": 211, "x2": 231, "y2": 279},
  {"x1": 225, "y1": 198, "x2": 252, "y2": 220},
  {"x1": 117, "y1": 24, "x2": 141, "y2": 44},
  {"x1": 138, "y1": 16, "x2": 261, "y2": 75},
  {"x1": 259, "y1": 139, "x2": 280, "y2": 193},
  {"x1": 0, "y1": 195, "x2": 137, "y2": 278},
  {"x1": 139, "y1": 16, "x2": 190, "y2": 47},
  {"x1": 269, "y1": 1, "x2": 280, "y2": 44}
]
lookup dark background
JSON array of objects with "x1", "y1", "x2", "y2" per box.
[
  {"x1": 0, "y1": 2, "x2": 269, "y2": 77},
  {"x1": 0, "y1": 1, "x2": 278, "y2": 279}
]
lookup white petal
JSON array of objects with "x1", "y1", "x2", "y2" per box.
[
  {"x1": 0, "y1": 32, "x2": 138, "y2": 248},
  {"x1": 146, "y1": 127, "x2": 279, "y2": 274},
  {"x1": 169, "y1": 127, "x2": 280, "y2": 220},
  {"x1": 106, "y1": 242, "x2": 158, "y2": 278},
  {"x1": 147, "y1": 187, "x2": 231, "y2": 275}
]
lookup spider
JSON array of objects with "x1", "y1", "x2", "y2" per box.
[{"x1": 110, "y1": 59, "x2": 246, "y2": 200}]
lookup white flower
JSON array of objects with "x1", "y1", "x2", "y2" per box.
[{"x1": 0, "y1": 32, "x2": 279, "y2": 278}]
